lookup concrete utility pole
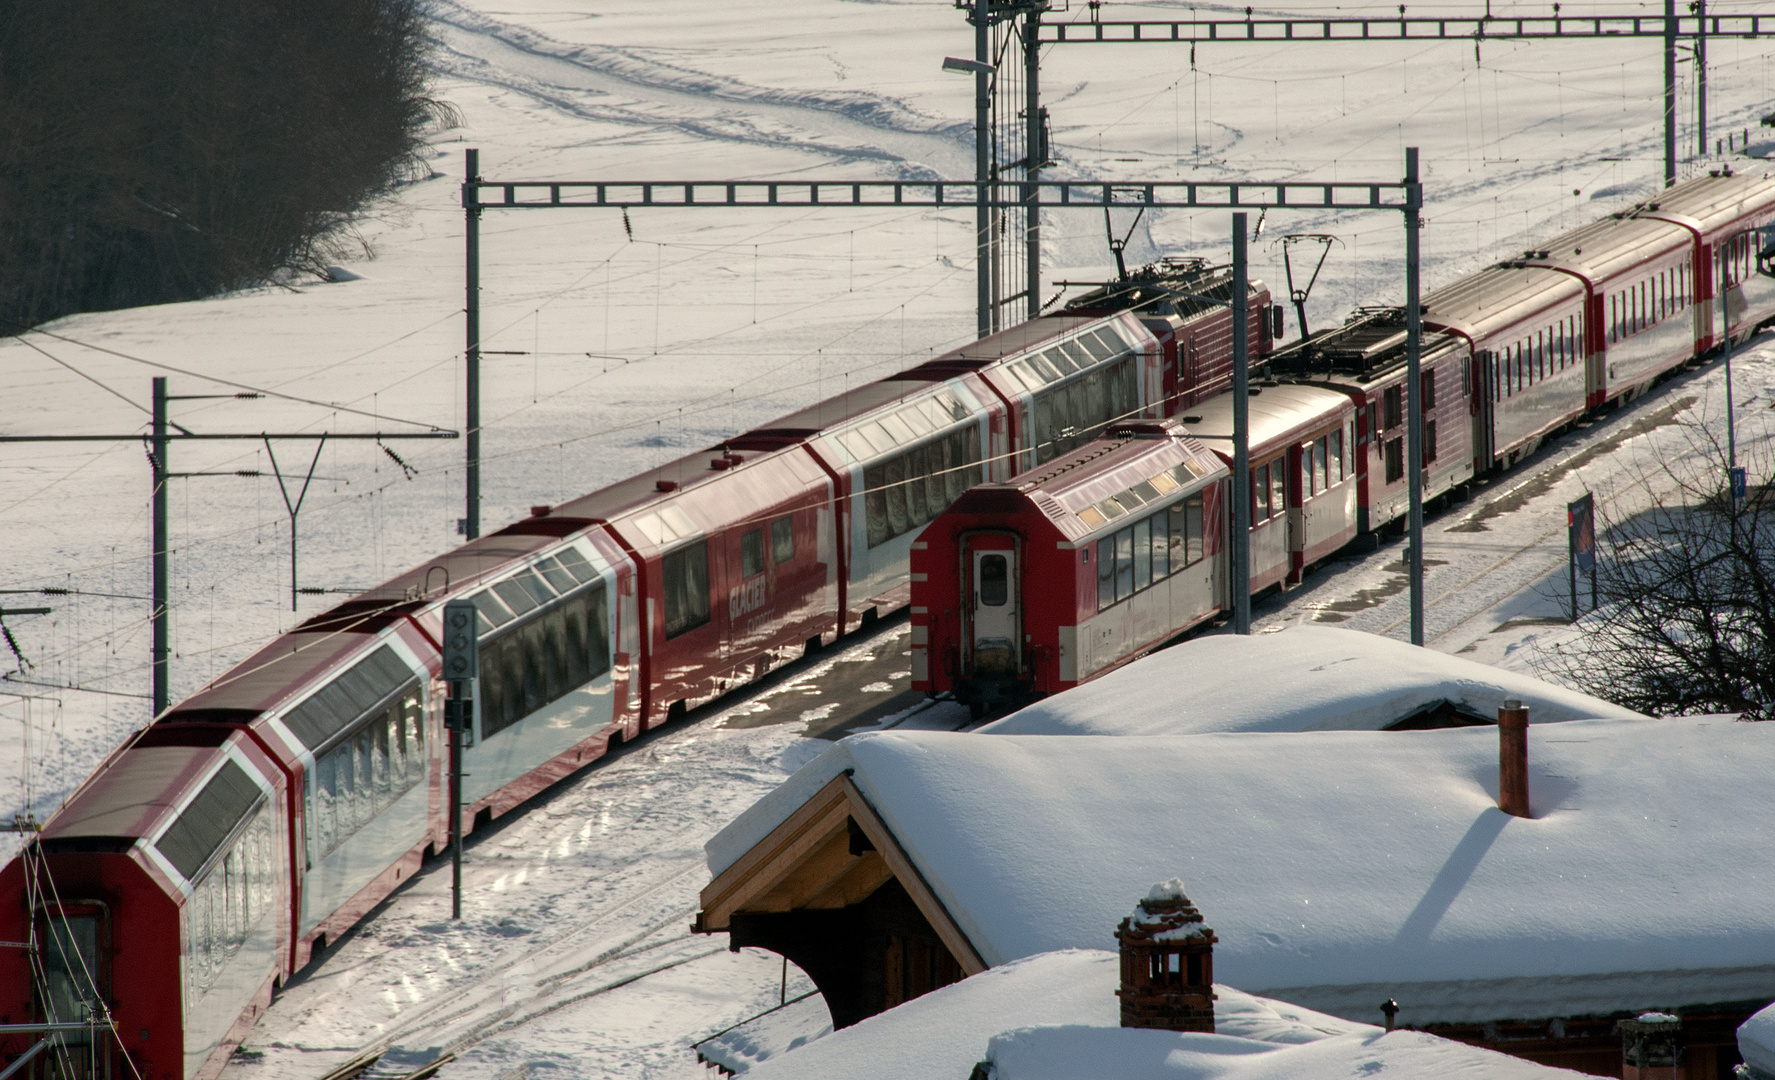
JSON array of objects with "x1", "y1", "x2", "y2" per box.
[
  {"x1": 1024, "y1": 8, "x2": 1044, "y2": 321},
  {"x1": 151, "y1": 377, "x2": 170, "y2": 713},
  {"x1": 975, "y1": 0, "x2": 993, "y2": 338},
  {"x1": 1231, "y1": 213, "x2": 1251, "y2": 635},
  {"x1": 464, "y1": 147, "x2": 484, "y2": 540},
  {"x1": 1404, "y1": 148, "x2": 1426, "y2": 646},
  {"x1": 1666, "y1": 0, "x2": 1679, "y2": 187}
]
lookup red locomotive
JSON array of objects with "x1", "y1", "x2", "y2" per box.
[{"x1": 0, "y1": 262, "x2": 1274, "y2": 1080}]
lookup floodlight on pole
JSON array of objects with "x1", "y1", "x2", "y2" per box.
[{"x1": 942, "y1": 56, "x2": 996, "y2": 76}]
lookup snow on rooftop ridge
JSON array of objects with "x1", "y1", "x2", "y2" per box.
[
  {"x1": 979, "y1": 1025, "x2": 1588, "y2": 1079},
  {"x1": 1741, "y1": 1003, "x2": 1775, "y2": 1077},
  {"x1": 743, "y1": 950, "x2": 1379, "y2": 1080},
  {"x1": 978, "y1": 626, "x2": 1644, "y2": 737},
  {"x1": 1636, "y1": 1011, "x2": 1681, "y2": 1024}
]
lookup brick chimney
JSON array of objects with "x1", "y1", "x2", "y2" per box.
[
  {"x1": 1498, "y1": 698, "x2": 1530, "y2": 818},
  {"x1": 1116, "y1": 879, "x2": 1217, "y2": 1033},
  {"x1": 1621, "y1": 1012, "x2": 1685, "y2": 1079}
]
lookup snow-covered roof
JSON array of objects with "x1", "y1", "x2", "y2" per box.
[
  {"x1": 705, "y1": 718, "x2": 1775, "y2": 1026},
  {"x1": 979, "y1": 1024, "x2": 1587, "y2": 1080},
  {"x1": 979, "y1": 626, "x2": 1642, "y2": 736},
  {"x1": 1743, "y1": 1004, "x2": 1775, "y2": 1077},
  {"x1": 742, "y1": 949, "x2": 1378, "y2": 1080}
]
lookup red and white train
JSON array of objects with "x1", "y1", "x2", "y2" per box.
[
  {"x1": 912, "y1": 170, "x2": 1775, "y2": 709},
  {"x1": 0, "y1": 266, "x2": 1274, "y2": 1080}
]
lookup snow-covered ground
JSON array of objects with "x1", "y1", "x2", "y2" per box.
[{"x1": 5, "y1": 0, "x2": 1775, "y2": 1075}]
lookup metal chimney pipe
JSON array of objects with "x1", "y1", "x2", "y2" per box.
[{"x1": 1498, "y1": 698, "x2": 1530, "y2": 818}]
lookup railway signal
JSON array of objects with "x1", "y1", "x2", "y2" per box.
[{"x1": 443, "y1": 599, "x2": 479, "y2": 920}]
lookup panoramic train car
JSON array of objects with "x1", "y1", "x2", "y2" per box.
[
  {"x1": 910, "y1": 420, "x2": 1228, "y2": 712},
  {"x1": 1264, "y1": 313, "x2": 1475, "y2": 531},
  {"x1": 0, "y1": 270, "x2": 1276, "y2": 1080},
  {"x1": 0, "y1": 728, "x2": 291, "y2": 1080}
]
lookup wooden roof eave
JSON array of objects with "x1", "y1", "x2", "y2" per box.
[{"x1": 695, "y1": 771, "x2": 987, "y2": 975}]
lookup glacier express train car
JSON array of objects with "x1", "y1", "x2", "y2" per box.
[
  {"x1": 910, "y1": 388, "x2": 1360, "y2": 712},
  {"x1": 0, "y1": 265, "x2": 1274, "y2": 1080}
]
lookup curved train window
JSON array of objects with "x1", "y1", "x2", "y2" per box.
[
  {"x1": 306, "y1": 682, "x2": 423, "y2": 864},
  {"x1": 1032, "y1": 355, "x2": 1140, "y2": 463},
  {"x1": 978, "y1": 555, "x2": 1009, "y2": 606},
  {"x1": 864, "y1": 425, "x2": 982, "y2": 548},
  {"x1": 480, "y1": 579, "x2": 612, "y2": 739}
]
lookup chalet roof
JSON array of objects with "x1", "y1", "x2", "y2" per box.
[
  {"x1": 741, "y1": 949, "x2": 1378, "y2": 1080},
  {"x1": 705, "y1": 717, "x2": 1775, "y2": 1027},
  {"x1": 979, "y1": 627, "x2": 1643, "y2": 736},
  {"x1": 742, "y1": 949, "x2": 1580, "y2": 1080}
]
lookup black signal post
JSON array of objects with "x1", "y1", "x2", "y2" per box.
[{"x1": 441, "y1": 599, "x2": 479, "y2": 919}]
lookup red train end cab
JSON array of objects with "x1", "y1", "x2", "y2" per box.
[{"x1": 911, "y1": 420, "x2": 1228, "y2": 715}]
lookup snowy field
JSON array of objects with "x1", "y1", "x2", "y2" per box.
[{"x1": 4, "y1": 0, "x2": 1775, "y2": 1075}]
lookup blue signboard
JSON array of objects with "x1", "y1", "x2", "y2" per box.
[{"x1": 1732, "y1": 467, "x2": 1748, "y2": 502}]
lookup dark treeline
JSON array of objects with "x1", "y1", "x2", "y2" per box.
[{"x1": 0, "y1": 0, "x2": 445, "y2": 330}]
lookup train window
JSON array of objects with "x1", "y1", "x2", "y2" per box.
[
  {"x1": 1329, "y1": 429, "x2": 1344, "y2": 483},
  {"x1": 472, "y1": 589, "x2": 513, "y2": 632},
  {"x1": 1028, "y1": 350, "x2": 1064, "y2": 383},
  {"x1": 1114, "y1": 529, "x2": 1135, "y2": 599},
  {"x1": 979, "y1": 555, "x2": 1009, "y2": 606},
  {"x1": 864, "y1": 426, "x2": 983, "y2": 547},
  {"x1": 1166, "y1": 502, "x2": 1186, "y2": 569},
  {"x1": 159, "y1": 760, "x2": 263, "y2": 882},
  {"x1": 555, "y1": 547, "x2": 598, "y2": 584},
  {"x1": 662, "y1": 542, "x2": 710, "y2": 638},
  {"x1": 1315, "y1": 436, "x2": 1330, "y2": 494},
  {"x1": 1133, "y1": 517, "x2": 1153, "y2": 591},
  {"x1": 1269, "y1": 461, "x2": 1285, "y2": 518},
  {"x1": 479, "y1": 582, "x2": 611, "y2": 742},
  {"x1": 1150, "y1": 512, "x2": 1170, "y2": 579},
  {"x1": 1425, "y1": 418, "x2": 1439, "y2": 465},
  {"x1": 1383, "y1": 386, "x2": 1403, "y2": 430},
  {"x1": 535, "y1": 555, "x2": 578, "y2": 595},
  {"x1": 1097, "y1": 536, "x2": 1116, "y2": 610},
  {"x1": 740, "y1": 529, "x2": 765, "y2": 578},
  {"x1": 895, "y1": 403, "x2": 936, "y2": 438},
  {"x1": 771, "y1": 516, "x2": 794, "y2": 564},
  {"x1": 1186, "y1": 493, "x2": 1205, "y2": 565},
  {"x1": 1251, "y1": 461, "x2": 1269, "y2": 521},
  {"x1": 1384, "y1": 437, "x2": 1405, "y2": 483},
  {"x1": 493, "y1": 577, "x2": 540, "y2": 618},
  {"x1": 303, "y1": 683, "x2": 423, "y2": 865}
]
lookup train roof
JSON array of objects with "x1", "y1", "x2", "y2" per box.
[
  {"x1": 40, "y1": 744, "x2": 219, "y2": 843},
  {"x1": 1173, "y1": 383, "x2": 1352, "y2": 457},
  {"x1": 1264, "y1": 309, "x2": 1465, "y2": 385},
  {"x1": 1633, "y1": 169, "x2": 1775, "y2": 238},
  {"x1": 941, "y1": 422, "x2": 1226, "y2": 543},
  {"x1": 1421, "y1": 263, "x2": 1585, "y2": 346},
  {"x1": 1511, "y1": 213, "x2": 1690, "y2": 286}
]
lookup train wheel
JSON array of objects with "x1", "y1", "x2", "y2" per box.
[{"x1": 968, "y1": 699, "x2": 986, "y2": 721}]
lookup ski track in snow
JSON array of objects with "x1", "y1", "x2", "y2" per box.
[{"x1": 428, "y1": 0, "x2": 969, "y2": 176}]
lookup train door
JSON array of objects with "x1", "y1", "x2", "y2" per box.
[
  {"x1": 33, "y1": 901, "x2": 111, "y2": 1080},
  {"x1": 962, "y1": 533, "x2": 1020, "y2": 681},
  {"x1": 1472, "y1": 350, "x2": 1495, "y2": 473},
  {"x1": 1285, "y1": 442, "x2": 1306, "y2": 585},
  {"x1": 1585, "y1": 292, "x2": 1608, "y2": 409}
]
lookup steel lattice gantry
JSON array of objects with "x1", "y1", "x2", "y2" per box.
[{"x1": 462, "y1": 149, "x2": 1434, "y2": 641}]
